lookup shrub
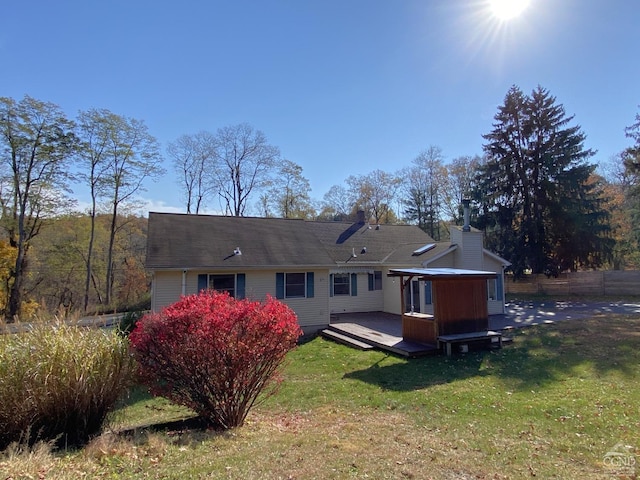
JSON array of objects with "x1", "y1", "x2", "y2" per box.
[
  {"x1": 0, "y1": 323, "x2": 135, "y2": 450},
  {"x1": 117, "y1": 310, "x2": 145, "y2": 337},
  {"x1": 129, "y1": 291, "x2": 302, "y2": 429}
]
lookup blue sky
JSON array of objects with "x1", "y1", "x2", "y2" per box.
[{"x1": 1, "y1": 0, "x2": 638, "y2": 214}]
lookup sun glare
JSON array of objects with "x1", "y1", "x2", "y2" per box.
[{"x1": 489, "y1": 0, "x2": 530, "y2": 20}]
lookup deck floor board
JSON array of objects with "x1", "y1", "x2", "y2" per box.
[{"x1": 327, "y1": 321, "x2": 437, "y2": 357}]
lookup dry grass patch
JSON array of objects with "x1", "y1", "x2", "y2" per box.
[{"x1": 2, "y1": 314, "x2": 639, "y2": 479}]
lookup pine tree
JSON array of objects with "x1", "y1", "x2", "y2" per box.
[{"x1": 474, "y1": 86, "x2": 612, "y2": 277}]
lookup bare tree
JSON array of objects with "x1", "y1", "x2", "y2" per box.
[
  {"x1": 167, "y1": 131, "x2": 216, "y2": 214},
  {"x1": 212, "y1": 123, "x2": 279, "y2": 216},
  {"x1": 319, "y1": 184, "x2": 352, "y2": 221},
  {"x1": 0, "y1": 96, "x2": 77, "y2": 320},
  {"x1": 400, "y1": 146, "x2": 447, "y2": 239},
  {"x1": 98, "y1": 113, "x2": 164, "y2": 305},
  {"x1": 76, "y1": 109, "x2": 113, "y2": 311},
  {"x1": 346, "y1": 169, "x2": 401, "y2": 224},
  {"x1": 264, "y1": 160, "x2": 315, "y2": 219},
  {"x1": 442, "y1": 155, "x2": 484, "y2": 223}
]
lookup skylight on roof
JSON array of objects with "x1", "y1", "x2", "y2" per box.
[{"x1": 412, "y1": 243, "x2": 436, "y2": 256}]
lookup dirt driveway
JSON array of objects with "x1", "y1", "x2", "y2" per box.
[{"x1": 489, "y1": 299, "x2": 640, "y2": 330}]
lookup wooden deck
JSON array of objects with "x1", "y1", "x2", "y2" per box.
[{"x1": 321, "y1": 313, "x2": 438, "y2": 357}]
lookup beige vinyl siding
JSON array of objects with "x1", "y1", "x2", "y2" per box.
[
  {"x1": 482, "y1": 256, "x2": 506, "y2": 315},
  {"x1": 426, "y1": 255, "x2": 454, "y2": 268},
  {"x1": 481, "y1": 255, "x2": 503, "y2": 275},
  {"x1": 450, "y1": 228, "x2": 484, "y2": 270},
  {"x1": 152, "y1": 271, "x2": 184, "y2": 312},
  {"x1": 247, "y1": 269, "x2": 331, "y2": 332},
  {"x1": 329, "y1": 271, "x2": 384, "y2": 314},
  {"x1": 382, "y1": 268, "x2": 401, "y2": 314},
  {"x1": 179, "y1": 269, "x2": 330, "y2": 334}
]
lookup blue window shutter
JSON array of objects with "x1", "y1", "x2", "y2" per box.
[
  {"x1": 237, "y1": 273, "x2": 246, "y2": 299},
  {"x1": 368, "y1": 273, "x2": 374, "y2": 291},
  {"x1": 329, "y1": 274, "x2": 334, "y2": 297},
  {"x1": 424, "y1": 281, "x2": 432, "y2": 305},
  {"x1": 306, "y1": 272, "x2": 314, "y2": 298},
  {"x1": 496, "y1": 274, "x2": 504, "y2": 300},
  {"x1": 276, "y1": 272, "x2": 285, "y2": 299},
  {"x1": 351, "y1": 273, "x2": 358, "y2": 296},
  {"x1": 198, "y1": 274, "x2": 208, "y2": 292}
]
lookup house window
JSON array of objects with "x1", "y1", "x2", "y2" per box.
[
  {"x1": 368, "y1": 270, "x2": 383, "y2": 291},
  {"x1": 198, "y1": 273, "x2": 246, "y2": 299},
  {"x1": 210, "y1": 274, "x2": 236, "y2": 297},
  {"x1": 333, "y1": 273, "x2": 351, "y2": 296},
  {"x1": 275, "y1": 272, "x2": 315, "y2": 299},
  {"x1": 488, "y1": 275, "x2": 503, "y2": 301},
  {"x1": 424, "y1": 281, "x2": 432, "y2": 305},
  {"x1": 285, "y1": 272, "x2": 306, "y2": 298}
]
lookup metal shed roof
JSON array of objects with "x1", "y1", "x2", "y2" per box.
[{"x1": 387, "y1": 268, "x2": 497, "y2": 279}]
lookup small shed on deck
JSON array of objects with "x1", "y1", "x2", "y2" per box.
[{"x1": 387, "y1": 268, "x2": 497, "y2": 345}]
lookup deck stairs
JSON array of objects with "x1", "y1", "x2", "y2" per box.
[
  {"x1": 320, "y1": 327, "x2": 375, "y2": 350},
  {"x1": 320, "y1": 322, "x2": 437, "y2": 357}
]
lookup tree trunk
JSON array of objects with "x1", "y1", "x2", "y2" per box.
[
  {"x1": 83, "y1": 211, "x2": 96, "y2": 312},
  {"x1": 106, "y1": 201, "x2": 118, "y2": 306},
  {"x1": 6, "y1": 255, "x2": 24, "y2": 322}
]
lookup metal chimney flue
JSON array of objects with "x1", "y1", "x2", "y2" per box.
[{"x1": 462, "y1": 198, "x2": 471, "y2": 232}]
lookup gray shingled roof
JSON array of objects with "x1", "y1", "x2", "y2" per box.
[{"x1": 146, "y1": 212, "x2": 439, "y2": 270}]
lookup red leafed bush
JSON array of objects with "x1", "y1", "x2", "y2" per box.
[{"x1": 129, "y1": 291, "x2": 302, "y2": 429}]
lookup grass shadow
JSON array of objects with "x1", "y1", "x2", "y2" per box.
[
  {"x1": 343, "y1": 351, "x2": 491, "y2": 391},
  {"x1": 344, "y1": 315, "x2": 640, "y2": 392}
]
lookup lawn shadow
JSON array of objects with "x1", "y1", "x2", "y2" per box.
[
  {"x1": 343, "y1": 352, "x2": 491, "y2": 391},
  {"x1": 344, "y1": 316, "x2": 640, "y2": 392},
  {"x1": 487, "y1": 316, "x2": 640, "y2": 390},
  {"x1": 111, "y1": 415, "x2": 235, "y2": 449}
]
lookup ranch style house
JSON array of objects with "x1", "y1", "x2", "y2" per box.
[{"x1": 146, "y1": 210, "x2": 510, "y2": 335}]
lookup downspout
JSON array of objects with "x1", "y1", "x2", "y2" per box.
[{"x1": 182, "y1": 269, "x2": 187, "y2": 296}]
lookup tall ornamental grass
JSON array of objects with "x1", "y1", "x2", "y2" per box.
[{"x1": 0, "y1": 323, "x2": 135, "y2": 450}]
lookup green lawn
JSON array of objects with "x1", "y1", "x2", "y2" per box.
[{"x1": 2, "y1": 314, "x2": 639, "y2": 479}]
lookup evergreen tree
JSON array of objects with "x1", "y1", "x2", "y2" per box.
[
  {"x1": 474, "y1": 85, "x2": 612, "y2": 277},
  {"x1": 621, "y1": 108, "x2": 640, "y2": 261}
]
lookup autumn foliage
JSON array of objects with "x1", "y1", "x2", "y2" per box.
[{"x1": 129, "y1": 291, "x2": 302, "y2": 429}]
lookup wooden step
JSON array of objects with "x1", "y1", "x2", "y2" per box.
[
  {"x1": 320, "y1": 329, "x2": 374, "y2": 350},
  {"x1": 327, "y1": 322, "x2": 438, "y2": 357}
]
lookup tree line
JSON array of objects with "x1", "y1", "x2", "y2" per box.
[
  {"x1": 169, "y1": 86, "x2": 638, "y2": 279},
  {"x1": 0, "y1": 96, "x2": 163, "y2": 321},
  {"x1": 1, "y1": 86, "x2": 639, "y2": 319}
]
